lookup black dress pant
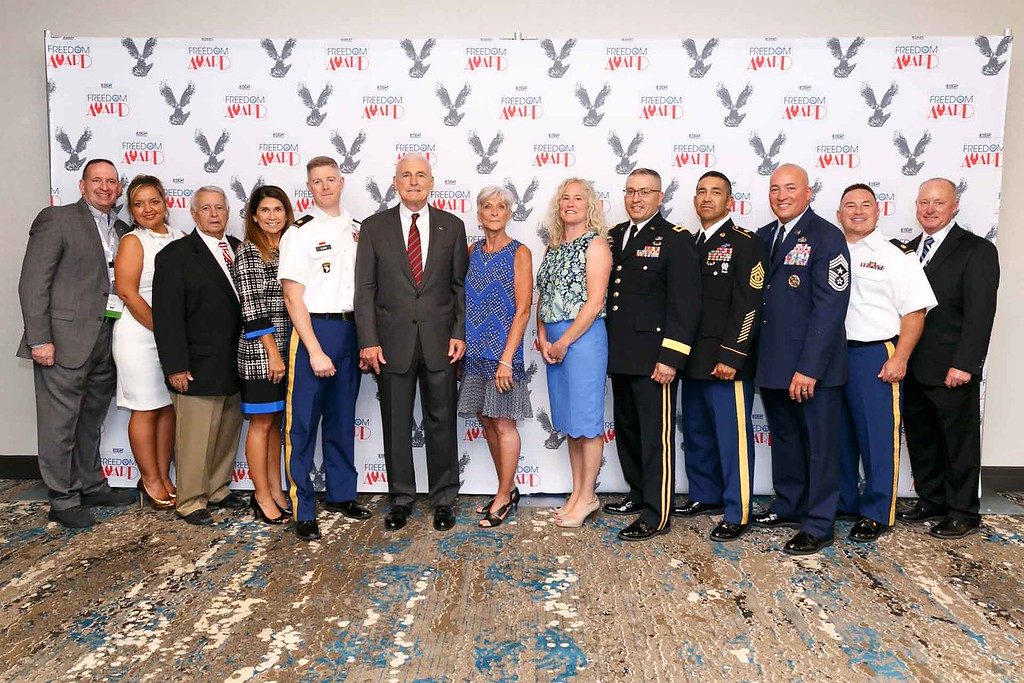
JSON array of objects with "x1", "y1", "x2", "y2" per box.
[
  {"x1": 611, "y1": 373, "x2": 678, "y2": 530},
  {"x1": 903, "y1": 374, "x2": 982, "y2": 524}
]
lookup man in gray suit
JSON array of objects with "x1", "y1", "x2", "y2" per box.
[
  {"x1": 355, "y1": 154, "x2": 468, "y2": 532},
  {"x1": 17, "y1": 159, "x2": 137, "y2": 528}
]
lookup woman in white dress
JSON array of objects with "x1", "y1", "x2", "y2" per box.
[{"x1": 112, "y1": 175, "x2": 184, "y2": 509}]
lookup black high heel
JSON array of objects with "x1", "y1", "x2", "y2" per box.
[
  {"x1": 251, "y1": 495, "x2": 286, "y2": 525},
  {"x1": 479, "y1": 489, "x2": 520, "y2": 528},
  {"x1": 276, "y1": 500, "x2": 294, "y2": 516},
  {"x1": 477, "y1": 487, "x2": 521, "y2": 515}
]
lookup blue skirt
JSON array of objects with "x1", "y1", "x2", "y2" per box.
[{"x1": 544, "y1": 319, "x2": 608, "y2": 439}]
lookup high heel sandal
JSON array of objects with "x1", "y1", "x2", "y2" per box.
[
  {"x1": 554, "y1": 498, "x2": 600, "y2": 528},
  {"x1": 276, "y1": 500, "x2": 294, "y2": 516},
  {"x1": 252, "y1": 495, "x2": 286, "y2": 525},
  {"x1": 479, "y1": 491, "x2": 520, "y2": 529},
  {"x1": 137, "y1": 481, "x2": 174, "y2": 511},
  {"x1": 478, "y1": 487, "x2": 521, "y2": 516}
]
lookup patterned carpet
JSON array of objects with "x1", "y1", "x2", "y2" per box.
[{"x1": 0, "y1": 480, "x2": 1022, "y2": 682}]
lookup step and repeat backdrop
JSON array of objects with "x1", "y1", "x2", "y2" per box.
[{"x1": 44, "y1": 33, "x2": 1011, "y2": 495}]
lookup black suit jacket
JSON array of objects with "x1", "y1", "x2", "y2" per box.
[
  {"x1": 907, "y1": 224, "x2": 999, "y2": 386},
  {"x1": 354, "y1": 205, "x2": 468, "y2": 374},
  {"x1": 606, "y1": 212, "x2": 700, "y2": 375},
  {"x1": 683, "y1": 219, "x2": 766, "y2": 381},
  {"x1": 152, "y1": 229, "x2": 242, "y2": 396}
]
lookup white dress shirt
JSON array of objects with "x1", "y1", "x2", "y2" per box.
[
  {"x1": 698, "y1": 215, "x2": 731, "y2": 243},
  {"x1": 621, "y1": 214, "x2": 656, "y2": 250},
  {"x1": 197, "y1": 229, "x2": 239, "y2": 299},
  {"x1": 917, "y1": 221, "x2": 954, "y2": 266}
]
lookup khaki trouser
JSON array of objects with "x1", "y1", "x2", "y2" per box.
[{"x1": 171, "y1": 392, "x2": 243, "y2": 516}]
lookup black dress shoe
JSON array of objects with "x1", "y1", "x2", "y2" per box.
[
  {"x1": 295, "y1": 519, "x2": 322, "y2": 541},
  {"x1": 618, "y1": 518, "x2": 670, "y2": 542},
  {"x1": 47, "y1": 506, "x2": 96, "y2": 528},
  {"x1": 849, "y1": 518, "x2": 890, "y2": 543},
  {"x1": 671, "y1": 500, "x2": 725, "y2": 517},
  {"x1": 710, "y1": 521, "x2": 749, "y2": 542},
  {"x1": 603, "y1": 498, "x2": 643, "y2": 516},
  {"x1": 209, "y1": 492, "x2": 248, "y2": 509},
  {"x1": 433, "y1": 505, "x2": 456, "y2": 531},
  {"x1": 324, "y1": 500, "x2": 373, "y2": 520},
  {"x1": 929, "y1": 517, "x2": 979, "y2": 539},
  {"x1": 752, "y1": 511, "x2": 800, "y2": 529},
  {"x1": 179, "y1": 509, "x2": 214, "y2": 526},
  {"x1": 384, "y1": 505, "x2": 411, "y2": 531},
  {"x1": 81, "y1": 488, "x2": 137, "y2": 507},
  {"x1": 782, "y1": 531, "x2": 834, "y2": 555},
  {"x1": 896, "y1": 501, "x2": 947, "y2": 523}
]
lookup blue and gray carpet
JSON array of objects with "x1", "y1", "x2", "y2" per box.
[{"x1": 0, "y1": 481, "x2": 1021, "y2": 681}]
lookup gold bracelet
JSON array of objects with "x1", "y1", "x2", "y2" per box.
[{"x1": 497, "y1": 360, "x2": 514, "y2": 370}]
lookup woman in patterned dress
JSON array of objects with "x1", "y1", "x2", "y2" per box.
[
  {"x1": 535, "y1": 178, "x2": 612, "y2": 528},
  {"x1": 113, "y1": 175, "x2": 185, "y2": 509},
  {"x1": 234, "y1": 186, "x2": 294, "y2": 524},
  {"x1": 457, "y1": 186, "x2": 534, "y2": 528}
]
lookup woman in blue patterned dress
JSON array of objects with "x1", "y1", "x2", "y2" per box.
[
  {"x1": 535, "y1": 178, "x2": 612, "y2": 528},
  {"x1": 457, "y1": 186, "x2": 534, "y2": 528},
  {"x1": 235, "y1": 185, "x2": 294, "y2": 524}
]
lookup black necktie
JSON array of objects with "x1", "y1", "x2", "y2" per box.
[
  {"x1": 771, "y1": 223, "x2": 786, "y2": 262},
  {"x1": 695, "y1": 230, "x2": 706, "y2": 247},
  {"x1": 624, "y1": 224, "x2": 639, "y2": 251}
]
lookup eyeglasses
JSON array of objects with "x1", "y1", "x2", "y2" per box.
[{"x1": 623, "y1": 188, "x2": 661, "y2": 198}]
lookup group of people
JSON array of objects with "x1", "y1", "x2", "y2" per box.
[{"x1": 18, "y1": 153, "x2": 998, "y2": 556}]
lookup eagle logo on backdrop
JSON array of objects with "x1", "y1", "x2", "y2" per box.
[
  {"x1": 330, "y1": 130, "x2": 366, "y2": 173},
  {"x1": 536, "y1": 222, "x2": 551, "y2": 247},
  {"x1": 574, "y1": 82, "x2": 611, "y2": 127},
  {"x1": 826, "y1": 37, "x2": 865, "y2": 78},
  {"x1": 159, "y1": 81, "x2": 195, "y2": 126},
  {"x1": 681, "y1": 38, "x2": 719, "y2": 78},
  {"x1": 975, "y1": 35, "x2": 1012, "y2": 76},
  {"x1": 749, "y1": 131, "x2": 786, "y2": 176},
  {"x1": 230, "y1": 176, "x2": 265, "y2": 218},
  {"x1": 660, "y1": 178, "x2": 679, "y2": 218},
  {"x1": 608, "y1": 131, "x2": 644, "y2": 175},
  {"x1": 366, "y1": 177, "x2": 397, "y2": 214},
  {"x1": 121, "y1": 37, "x2": 157, "y2": 77},
  {"x1": 435, "y1": 83, "x2": 472, "y2": 126},
  {"x1": 717, "y1": 82, "x2": 753, "y2": 127},
  {"x1": 893, "y1": 130, "x2": 932, "y2": 176},
  {"x1": 297, "y1": 82, "x2": 333, "y2": 126},
  {"x1": 400, "y1": 38, "x2": 436, "y2": 78},
  {"x1": 457, "y1": 451, "x2": 471, "y2": 487},
  {"x1": 55, "y1": 127, "x2": 91, "y2": 172},
  {"x1": 860, "y1": 82, "x2": 898, "y2": 127},
  {"x1": 195, "y1": 129, "x2": 230, "y2": 173},
  {"x1": 809, "y1": 178, "x2": 823, "y2": 204},
  {"x1": 260, "y1": 38, "x2": 296, "y2": 78},
  {"x1": 469, "y1": 131, "x2": 505, "y2": 174},
  {"x1": 411, "y1": 416, "x2": 425, "y2": 448},
  {"x1": 46, "y1": 79, "x2": 56, "y2": 105},
  {"x1": 505, "y1": 178, "x2": 539, "y2": 222},
  {"x1": 536, "y1": 408, "x2": 567, "y2": 450},
  {"x1": 540, "y1": 39, "x2": 577, "y2": 78},
  {"x1": 112, "y1": 176, "x2": 129, "y2": 215}
]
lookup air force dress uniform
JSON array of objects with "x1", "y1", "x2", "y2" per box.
[
  {"x1": 606, "y1": 212, "x2": 700, "y2": 532},
  {"x1": 755, "y1": 208, "x2": 851, "y2": 541},
  {"x1": 277, "y1": 206, "x2": 361, "y2": 522},
  {"x1": 679, "y1": 218, "x2": 766, "y2": 530},
  {"x1": 840, "y1": 232, "x2": 936, "y2": 529}
]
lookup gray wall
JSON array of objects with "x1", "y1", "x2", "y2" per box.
[{"x1": 1, "y1": 0, "x2": 1020, "y2": 467}]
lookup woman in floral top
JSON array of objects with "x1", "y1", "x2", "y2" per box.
[{"x1": 535, "y1": 178, "x2": 612, "y2": 528}]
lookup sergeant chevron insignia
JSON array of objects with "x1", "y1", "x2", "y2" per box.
[
  {"x1": 749, "y1": 262, "x2": 765, "y2": 289},
  {"x1": 828, "y1": 254, "x2": 850, "y2": 291}
]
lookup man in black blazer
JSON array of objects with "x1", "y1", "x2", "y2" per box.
[
  {"x1": 355, "y1": 154, "x2": 468, "y2": 532},
  {"x1": 676, "y1": 171, "x2": 766, "y2": 542},
  {"x1": 604, "y1": 168, "x2": 701, "y2": 542},
  {"x1": 153, "y1": 186, "x2": 245, "y2": 525},
  {"x1": 899, "y1": 178, "x2": 999, "y2": 538},
  {"x1": 17, "y1": 159, "x2": 136, "y2": 528}
]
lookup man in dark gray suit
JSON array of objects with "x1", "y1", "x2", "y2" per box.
[
  {"x1": 17, "y1": 159, "x2": 137, "y2": 528},
  {"x1": 355, "y1": 154, "x2": 468, "y2": 532}
]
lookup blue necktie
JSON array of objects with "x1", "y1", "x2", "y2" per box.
[{"x1": 920, "y1": 235, "x2": 935, "y2": 263}]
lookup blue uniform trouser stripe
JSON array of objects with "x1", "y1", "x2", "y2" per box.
[
  {"x1": 761, "y1": 386, "x2": 842, "y2": 539},
  {"x1": 286, "y1": 318, "x2": 360, "y2": 521},
  {"x1": 680, "y1": 379, "x2": 756, "y2": 525},
  {"x1": 839, "y1": 343, "x2": 901, "y2": 526}
]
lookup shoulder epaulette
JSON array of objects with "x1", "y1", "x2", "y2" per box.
[
  {"x1": 889, "y1": 238, "x2": 914, "y2": 254},
  {"x1": 352, "y1": 217, "x2": 362, "y2": 226},
  {"x1": 293, "y1": 214, "x2": 313, "y2": 228},
  {"x1": 731, "y1": 225, "x2": 753, "y2": 238}
]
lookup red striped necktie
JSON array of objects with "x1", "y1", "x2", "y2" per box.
[
  {"x1": 407, "y1": 212, "x2": 423, "y2": 286},
  {"x1": 218, "y1": 240, "x2": 234, "y2": 268}
]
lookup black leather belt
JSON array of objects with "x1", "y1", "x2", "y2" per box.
[
  {"x1": 847, "y1": 336, "x2": 897, "y2": 348},
  {"x1": 310, "y1": 312, "x2": 355, "y2": 321}
]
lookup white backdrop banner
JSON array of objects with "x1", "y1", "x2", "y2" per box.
[{"x1": 45, "y1": 34, "x2": 1011, "y2": 495}]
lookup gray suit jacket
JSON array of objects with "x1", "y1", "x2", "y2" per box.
[
  {"x1": 355, "y1": 204, "x2": 468, "y2": 374},
  {"x1": 17, "y1": 198, "x2": 128, "y2": 369}
]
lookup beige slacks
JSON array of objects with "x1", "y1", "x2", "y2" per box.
[{"x1": 171, "y1": 392, "x2": 243, "y2": 516}]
